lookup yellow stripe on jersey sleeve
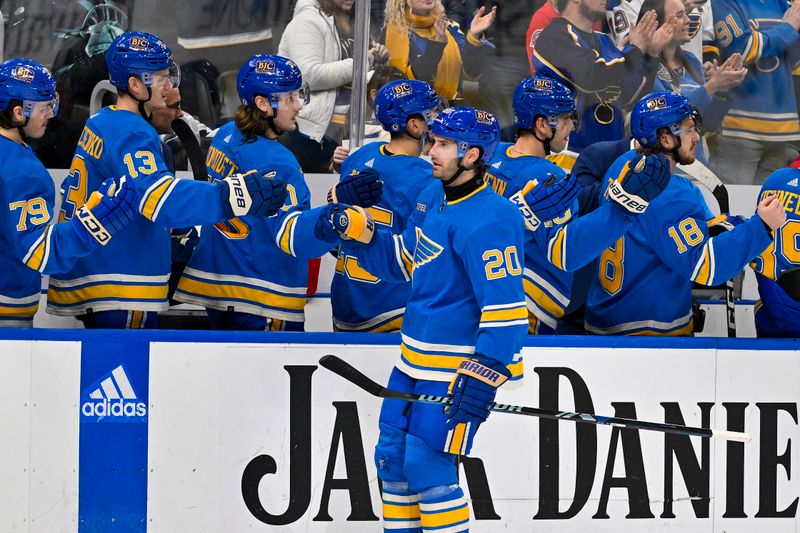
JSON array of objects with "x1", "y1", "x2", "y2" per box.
[
  {"x1": 743, "y1": 32, "x2": 762, "y2": 66},
  {"x1": 24, "y1": 231, "x2": 48, "y2": 272},
  {"x1": 548, "y1": 226, "x2": 567, "y2": 270},
  {"x1": 140, "y1": 177, "x2": 175, "y2": 221},
  {"x1": 523, "y1": 278, "x2": 567, "y2": 319},
  {"x1": 691, "y1": 241, "x2": 715, "y2": 286},
  {"x1": 480, "y1": 306, "x2": 527, "y2": 324},
  {"x1": 277, "y1": 212, "x2": 300, "y2": 256}
]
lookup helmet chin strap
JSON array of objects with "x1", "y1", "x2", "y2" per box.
[
  {"x1": 533, "y1": 125, "x2": 556, "y2": 156},
  {"x1": 128, "y1": 85, "x2": 154, "y2": 122}
]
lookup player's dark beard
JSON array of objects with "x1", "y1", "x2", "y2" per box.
[
  {"x1": 578, "y1": 2, "x2": 606, "y2": 23},
  {"x1": 675, "y1": 146, "x2": 696, "y2": 165}
]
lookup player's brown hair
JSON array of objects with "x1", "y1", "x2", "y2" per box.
[{"x1": 235, "y1": 104, "x2": 271, "y2": 142}]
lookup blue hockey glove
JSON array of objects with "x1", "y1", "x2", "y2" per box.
[
  {"x1": 444, "y1": 356, "x2": 512, "y2": 430},
  {"x1": 510, "y1": 172, "x2": 579, "y2": 231},
  {"x1": 218, "y1": 170, "x2": 287, "y2": 219},
  {"x1": 314, "y1": 203, "x2": 376, "y2": 244},
  {"x1": 328, "y1": 167, "x2": 383, "y2": 207},
  {"x1": 72, "y1": 177, "x2": 137, "y2": 246},
  {"x1": 606, "y1": 153, "x2": 670, "y2": 215},
  {"x1": 708, "y1": 214, "x2": 745, "y2": 236}
]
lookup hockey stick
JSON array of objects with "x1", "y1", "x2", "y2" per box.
[
  {"x1": 678, "y1": 160, "x2": 736, "y2": 338},
  {"x1": 172, "y1": 117, "x2": 209, "y2": 182},
  {"x1": 318, "y1": 355, "x2": 751, "y2": 442}
]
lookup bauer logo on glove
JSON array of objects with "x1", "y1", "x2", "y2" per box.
[{"x1": 606, "y1": 153, "x2": 670, "y2": 215}]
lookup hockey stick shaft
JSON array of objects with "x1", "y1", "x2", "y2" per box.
[
  {"x1": 678, "y1": 161, "x2": 736, "y2": 337},
  {"x1": 319, "y1": 355, "x2": 750, "y2": 443}
]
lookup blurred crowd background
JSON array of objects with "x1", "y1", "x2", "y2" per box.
[{"x1": 7, "y1": 0, "x2": 792, "y2": 187}]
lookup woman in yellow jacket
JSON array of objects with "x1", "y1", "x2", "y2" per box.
[{"x1": 382, "y1": 0, "x2": 496, "y2": 101}]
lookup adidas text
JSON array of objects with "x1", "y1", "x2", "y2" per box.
[{"x1": 82, "y1": 398, "x2": 146, "y2": 418}]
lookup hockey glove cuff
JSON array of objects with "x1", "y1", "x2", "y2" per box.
[
  {"x1": 444, "y1": 356, "x2": 511, "y2": 430},
  {"x1": 219, "y1": 170, "x2": 287, "y2": 219}
]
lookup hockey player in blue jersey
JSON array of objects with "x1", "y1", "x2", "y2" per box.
[
  {"x1": 0, "y1": 57, "x2": 136, "y2": 327},
  {"x1": 173, "y1": 54, "x2": 382, "y2": 330},
  {"x1": 47, "y1": 32, "x2": 289, "y2": 329},
  {"x1": 586, "y1": 91, "x2": 786, "y2": 335},
  {"x1": 751, "y1": 167, "x2": 800, "y2": 337},
  {"x1": 331, "y1": 79, "x2": 440, "y2": 333},
  {"x1": 487, "y1": 75, "x2": 671, "y2": 334},
  {"x1": 323, "y1": 107, "x2": 526, "y2": 532}
]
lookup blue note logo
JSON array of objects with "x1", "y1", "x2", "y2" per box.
[{"x1": 81, "y1": 364, "x2": 147, "y2": 422}]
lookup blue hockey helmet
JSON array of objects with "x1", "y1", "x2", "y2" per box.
[
  {"x1": 106, "y1": 31, "x2": 178, "y2": 90},
  {"x1": 0, "y1": 58, "x2": 59, "y2": 117},
  {"x1": 431, "y1": 106, "x2": 500, "y2": 163},
  {"x1": 237, "y1": 54, "x2": 308, "y2": 109},
  {"x1": 631, "y1": 91, "x2": 694, "y2": 148},
  {"x1": 374, "y1": 79, "x2": 441, "y2": 133},
  {"x1": 513, "y1": 75, "x2": 576, "y2": 130}
]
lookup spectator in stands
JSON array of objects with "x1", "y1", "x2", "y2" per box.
[
  {"x1": 331, "y1": 65, "x2": 406, "y2": 171},
  {"x1": 707, "y1": 0, "x2": 800, "y2": 185},
  {"x1": 382, "y1": 0, "x2": 495, "y2": 102},
  {"x1": 532, "y1": 0, "x2": 673, "y2": 152},
  {"x1": 526, "y1": 0, "x2": 561, "y2": 75},
  {"x1": 608, "y1": 0, "x2": 715, "y2": 64},
  {"x1": 641, "y1": 0, "x2": 747, "y2": 163},
  {"x1": 278, "y1": 0, "x2": 389, "y2": 173}
]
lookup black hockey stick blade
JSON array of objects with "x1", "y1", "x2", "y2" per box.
[
  {"x1": 172, "y1": 117, "x2": 209, "y2": 182},
  {"x1": 319, "y1": 355, "x2": 750, "y2": 443}
]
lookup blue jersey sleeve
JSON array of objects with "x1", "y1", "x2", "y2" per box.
[
  {"x1": 545, "y1": 201, "x2": 634, "y2": 272},
  {"x1": 644, "y1": 195, "x2": 773, "y2": 286},
  {"x1": 271, "y1": 168, "x2": 339, "y2": 260},
  {"x1": 116, "y1": 126, "x2": 227, "y2": 227},
  {"x1": 713, "y1": 0, "x2": 799, "y2": 66},
  {"x1": 4, "y1": 170, "x2": 97, "y2": 274}
]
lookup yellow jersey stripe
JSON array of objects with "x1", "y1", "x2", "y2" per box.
[
  {"x1": 47, "y1": 283, "x2": 167, "y2": 306},
  {"x1": 524, "y1": 278, "x2": 566, "y2": 319},
  {"x1": 548, "y1": 226, "x2": 567, "y2": 270},
  {"x1": 723, "y1": 115, "x2": 800, "y2": 134},
  {"x1": 628, "y1": 321, "x2": 694, "y2": 337},
  {"x1": 744, "y1": 32, "x2": 761, "y2": 66},
  {"x1": 141, "y1": 177, "x2": 175, "y2": 221},
  {"x1": 278, "y1": 213, "x2": 299, "y2": 255},
  {"x1": 480, "y1": 306, "x2": 527, "y2": 323},
  {"x1": 0, "y1": 303, "x2": 39, "y2": 318},
  {"x1": 176, "y1": 277, "x2": 306, "y2": 310},
  {"x1": 692, "y1": 244, "x2": 712, "y2": 285},
  {"x1": 419, "y1": 501, "x2": 470, "y2": 528},
  {"x1": 24, "y1": 236, "x2": 47, "y2": 272},
  {"x1": 446, "y1": 423, "x2": 467, "y2": 455},
  {"x1": 383, "y1": 502, "x2": 421, "y2": 520}
]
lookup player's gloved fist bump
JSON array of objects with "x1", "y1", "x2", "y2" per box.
[
  {"x1": 328, "y1": 167, "x2": 383, "y2": 207},
  {"x1": 510, "y1": 172, "x2": 579, "y2": 232},
  {"x1": 72, "y1": 177, "x2": 137, "y2": 246},
  {"x1": 219, "y1": 170, "x2": 288, "y2": 219},
  {"x1": 608, "y1": 154, "x2": 670, "y2": 215},
  {"x1": 331, "y1": 204, "x2": 376, "y2": 244},
  {"x1": 444, "y1": 356, "x2": 511, "y2": 429},
  {"x1": 314, "y1": 204, "x2": 376, "y2": 244}
]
